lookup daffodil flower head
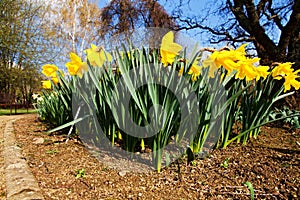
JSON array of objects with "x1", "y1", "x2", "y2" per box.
[
  {"x1": 283, "y1": 69, "x2": 300, "y2": 92},
  {"x1": 51, "y1": 76, "x2": 59, "y2": 84},
  {"x1": 188, "y1": 65, "x2": 202, "y2": 81},
  {"x1": 271, "y1": 62, "x2": 295, "y2": 80},
  {"x1": 160, "y1": 31, "x2": 182, "y2": 66},
  {"x1": 255, "y1": 66, "x2": 270, "y2": 80},
  {"x1": 41, "y1": 80, "x2": 51, "y2": 89},
  {"x1": 84, "y1": 44, "x2": 112, "y2": 67},
  {"x1": 51, "y1": 70, "x2": 64, "y2": 84},
  {"x1": 66, "y1": 52, "x2": 88, "y2": 78},
  {"x1": 234, "y1": 57, "x2": 261, "y2": 81},
  {"x1": 187, "y1": 58, "x2": 202, "y2": 81},
  {"x1": 234, "y1": 43, "x2": 248, "y2": 58},
  {"x1": 42, "y1": 64, "x2": 59, "y2": 77},
  {"x1": 203, "y1": 49, "x2": 239, "y2": 78},
  {"x1": 269, "y1": 62, "x2": 300, "y2": 92}
]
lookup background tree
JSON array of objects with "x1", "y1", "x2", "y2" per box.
[
  {"x1": 99, "y1": 0, "x2": 176, "y2": 40},
  {"x1": 46, "y1": 0, "x2": 103, "y2": 58},
  {"x1": 170, "y1": 0, "x2": 300, "y2": 68},
  {"x1": 0, "y1": 0, "x2": 57, "y2": 105}
]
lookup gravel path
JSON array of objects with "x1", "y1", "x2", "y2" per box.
[{"x1": 0, "y1": 115, "x2": 44, "y2": 200}]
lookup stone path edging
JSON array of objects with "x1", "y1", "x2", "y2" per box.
[{"x1": 2, "y1": 117, "x2": 44, "y2": 200}]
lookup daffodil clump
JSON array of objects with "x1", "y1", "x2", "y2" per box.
[
  {"x1": 160, "y1": 33, "x2": 299, "y2": 92},
  {"x1": 40, "y1": 31, "x2": 300, "y2": 92},
  {"x1": 36, "y1": 31, "x2": 300, "y2": 171}
]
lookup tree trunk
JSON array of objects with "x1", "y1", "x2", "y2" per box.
[{"x1": 287, "y1": 30, "x2": 300, "y2": 70}]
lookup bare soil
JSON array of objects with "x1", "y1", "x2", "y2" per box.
[{"x1": 14, "y1": 114, "x2": 299, "y2": 200}]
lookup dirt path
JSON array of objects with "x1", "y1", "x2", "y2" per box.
[{"x1": 0, "y1": 115, "x2": 44, "y2": 200}]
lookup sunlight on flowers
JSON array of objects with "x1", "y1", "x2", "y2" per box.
[
  {"x1": 42, "y1": 64, "x2": 64, "y2": 84},
  {"x1": 255, "y1": 66, "x2": 270, "y2": 80},
  {"x1": 42, "y1": 64, "x2": 58, "y2": 77},
  {"x1": 283, "y1": 69, "x2": 300, "y2": 92},
  {"x1": 66, "y1": 52, "x2": 88, "y2": 78},
  {"x1": 160, "y1": 31, "x2": 182, "y2": 66},
  {"x1": 271, "y1": 62, "x2": 295, "y2": 80},
  {"x1": 41, "y1": 80, "x2": 51, "y2": 89},
  {"x1": 271, "y1": 62, "x2": 300, "y2": 92},
  {"x1": 178, "y1": 58, "x2": 201, "y2": 81},
  {"x1": 84, "y1": 44, "x2": 112, "y2": 67},
  {"x1": 203, "y1": 44, "x2": 248, "y2": 78},
  {"x1": 51, "y1": 75, "x2": 59, "y2": 84},
  {"x1": 235, "y1": 57, "x2": 261, "y2": 81},
  {"x1": 188, "y1": 59, "x2": 202, "y2": 81},
  {"x1": 203, "y1": 50, "x2": 238, "y2": 78}
]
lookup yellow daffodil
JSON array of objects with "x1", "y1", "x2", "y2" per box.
[
  {"x1": 203, "y1": 51, "x2": 238, "y2": 78},
  {"x1": 178, "y1": 58, "x2": 201, "y2": 81},
  {"x1": 66, "y1": 52, "x2": 88, "y2": 78},
  {"x1": 41, "y1": 80, "x2": 51, "y2": 89},
  {"x1": 188, "y1": 65, "x2": 201, "y2": 81},
  {"x1": 270, "y1": 62, "x2": 300, "y2": 92},
  {"x1": 271, "y1": 62, "x2": 295, "y2": 80},
  {"x1": 283, "y1": 69, "x2": 300, "y2": 92},
  {"x1": 42, "y1": 64, "x2": 59, "y2": 77},
  {"x1": 160, "y1": 31, "x2": 182, "y2": 66},
  {"x1": 84, "y1": 44, "x2": 112, "y2": 67},
  {"x1": 187, "y1": 59, "x2": 202, "y2": 81},
  {"x1": 255, "y1": 66, "x2": 270, "y2": 80},
  {"x1": 42, "y1": 64, "x2": 64, "y2": 84},
  {"x1": 203, "y1": 44, "x2": 248, "y2": 78},
  {"x1": 234, "y1": 43, "x2": 248, "y2": 59},
  {"x1": 235, "y1": 57, "x2": 260, "y2": 81},
  {"x1": 51, "y1": 71, "x2": 64, "y2": 84},
  {"x1": 51, "y1": 75, "x2": 59, "y2": 84}
]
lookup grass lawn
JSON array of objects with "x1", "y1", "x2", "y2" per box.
[{"x1": 0, "y1": 108, "x2": 37, "y2": 115}]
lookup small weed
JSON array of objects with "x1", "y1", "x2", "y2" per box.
[
  {"x1": 46, "y1": 149, "x2": 59, "y2": 154},
  {"x1": 220, "y1": 157, "x2": 230, "y2": 169},
  {"x1": 243, "y1": 181, "x2": 254, "y2": 200},
  {"x1": 280, "y1": 163, "x2": 290, "y2": 168},
  {"x1": 75, "y1": 168, "x2": 86, "y2": 178},
  {"x1": 43, "y1": 138, "x2": 52, "y2": 143},
  {"x1": 102, "y1": 167, "x2": 108, "y2": 171},
  {"x1": 191, "y1": 160, "x2": 197, "y2": 167}
]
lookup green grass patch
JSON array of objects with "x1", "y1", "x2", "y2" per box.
[{"x1": 0, "y1": 108, "x2": 37, "y2": 115}]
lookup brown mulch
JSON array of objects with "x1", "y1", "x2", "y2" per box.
[{"x1": 14, "y1": 114, "x2": 299, "y2": 200}]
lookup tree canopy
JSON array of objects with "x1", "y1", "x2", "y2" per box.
[
  {"x1": 100, "y1": 0, "x2": 175, "y2": 39},
  {"x1": 0, "y1": 0, "x2": 57, "y2": 103},
  {"x1": 171, "y1": 0, "x2": 300, "y2": 68}
]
